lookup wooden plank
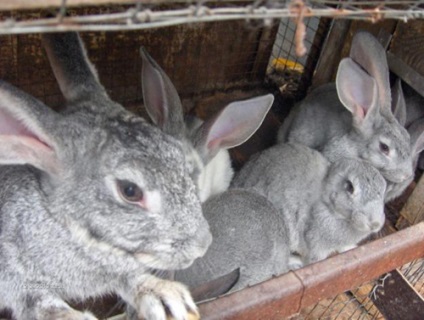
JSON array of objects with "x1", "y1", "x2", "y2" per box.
[
  {"x1": 390, "y1": 20, "x2": 424, "y2": 78},
  {"x1": 311, "y1": 19, "x2": 351, "y2": 88},
  {"x1": 371, "y1": 270, "x2": 424, "y2": 320},
  {"x1": 387, "y1": 51, "x2": 424, "y2": 98},
  {"x1": 397, "y1": 174, "x2": 424, "y2": 228}
]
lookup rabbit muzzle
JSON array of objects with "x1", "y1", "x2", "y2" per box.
[
  {"x1": 351, "y1": 207, "x2": 384, "y2": 233},
  {"x1": 135, "y1": 223, "x2": 212, "y2": 270}
]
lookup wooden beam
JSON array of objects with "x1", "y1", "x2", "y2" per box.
[
  {"x1": 397, "y1": 174, "x2": 424, "y2": 229},
  {"x1": 371, "y1": 270, "x2": 424, "y2": 320},
  {"x1": 0, "y1": 0, "x2": 136, "y2": 11}
]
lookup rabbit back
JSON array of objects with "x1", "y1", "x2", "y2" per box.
[{"x1": 175, "y1": 189, "x2": 289, "y2": 293}]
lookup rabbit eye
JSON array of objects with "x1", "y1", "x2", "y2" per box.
[
  {"x1": 379, "y1": 142, "x2": 390, "y2": 155},
  {"x1": 345, "y1": 180, "x2": 354, "y2": 194},
  {"x1": 117, "y1": 180, "x2": 144, "y2": 203}
]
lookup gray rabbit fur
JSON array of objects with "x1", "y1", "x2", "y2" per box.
[
  {"x1": 0, "y1": 32, "x2": 213, "y2": 320},
  {"x1": 140, "y1": 48, "x2": 274, "y2": 202},
  {"x1": 277, "y1": 32, "x2": 413, "y2": 201},
  {"x1": 385, "y1": 80, "x2": 424, "y2": 201},
  {"x1": 175, "y1": 189, "x2": 290, "y2": 293},
  {"x1": 232, "y1": 143, "x2": 386, "y2": 267}
]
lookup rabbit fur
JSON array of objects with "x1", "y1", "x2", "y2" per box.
[
  {"x1": 139, "y1": 48, "x2": 274, "y2": 202},
  {"x1": 385, "y1": 80, "x2": 424, "y2": 201},
  {"x1": 232, "y1": 143, "x2": 387, "y2": 267},
  {"x1": 175, "y1": 188, "x2": 290, "y2": 293},
  {"x1": 0, "y1": 32, "x2": 213, "y2": 320},
  {"x1": 277, "y1": 32, "x2": 413, "y2": 199}
]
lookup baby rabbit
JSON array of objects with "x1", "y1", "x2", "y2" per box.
[
  {"x1": 232, "y1": 143, "x2": 386, "y2": 267},
  {"x1": 175, "y1": 189, "x2": 290, "y2": 293},
  {"x1": 278, "y1": 32, "x2": 413, "y2": 200},
  {"x1": 0, "y1": 32, "x2": 212, "y2": 320},
  {"x1": 140, "y1": 48, "x2": 274, "y2": 202}
]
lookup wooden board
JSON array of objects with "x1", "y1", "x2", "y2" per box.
[
  {"x1": 397, "y1": 174, "x2": 424, "y2": 228},
  {"x1": 390, "y1": 20, "x2": 424, "y2": 78},
  {"x1": 371, "y1": 270, "x2": 424, "y2": 320}
]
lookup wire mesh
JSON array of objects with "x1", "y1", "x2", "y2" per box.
[
  {"x1": 0, "y1": 1, "x2": 424, "y2": 34},
  {"x1": 266, "y1": 15, "x2": 329, "y2": 100}
]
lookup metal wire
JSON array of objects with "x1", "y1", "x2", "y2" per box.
[{"x1": 0, "y1": 0, "x2": 424, "y2": 34}]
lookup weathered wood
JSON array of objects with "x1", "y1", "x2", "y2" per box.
[
  {"x1": 371, "y1": 270, "x2": 424, "y2": 320},
  {"x1": 390, "y1": 20, "x2": 424, "y2": 78},
  {"x1": 397, "y1": 174, "x2": 424, "y2": 228},
  {"x1": 387, "y1": 51, "x2": 424, "y2": 98},
  {"x1": 0, "y1": 0, "x2": 157, "y2": 11},
  {"x1": 311, "y1": 19, "x2": 351, "y2": 88}
]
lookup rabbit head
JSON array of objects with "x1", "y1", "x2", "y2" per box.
[
  {"x1": 36, "y1": 32, "x2": 213, "y2": 270},
  {"x1": 333, "y1": 34, "x2": 413, "y2": 184},
  {"x1": 323, "y1": 157, "x2": 386, "y2": 233},
  {"x1": 140, "y1": 47, "x2": 274, "y2": 201},
  {"x1": 385, "y1": 116, "x2": 424, "y2": 201}
]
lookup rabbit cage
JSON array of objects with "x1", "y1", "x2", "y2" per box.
[{"x1": 1, "y1": 0, "x2": 424, "y2": 319}]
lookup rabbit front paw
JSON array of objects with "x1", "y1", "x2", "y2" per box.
[{"x1": 135, "y1": 278, "x2": 199, "y2": 320}]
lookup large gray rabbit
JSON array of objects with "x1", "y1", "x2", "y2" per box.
[
  {"x1": 175, "y1": 189, "x2": 290, "y2": 293},
  {"x1": 0, "y1": 32, "x2": 213, "y2": 320},
  {"x1": 140, "y1": 48, "x2": 274, "y2": 202},
  {"x1": 277, "y1": 32, "x2": 413, "y2": 202},
  {"x1": 232, "y1": 143, "x2": 386, "y2": 267}
]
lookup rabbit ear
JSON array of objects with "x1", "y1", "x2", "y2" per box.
[
  {"x1": 140, "y1": 47, "x2": 185, "y2": 139},
  {"x1": 408, "y1": 118, "x2": 424, "y2": 158},
  {"x1": 349, "y1": 31, "x2": 391, "y2": 110},
  {"x1": 336, "y1": 58, "x2": 378, "y2": 128},
  {"x1": 391, "y1": 78, "x2": 407, "y2": 126},
  {"x1": 42, "y1": 32, "x2": 108, "y2": 103},
  {"x1": 192, "y1": 94, "x2": 274, "y2": 163},
  {"x1": 0, "y1": 81, "x2": 60, "y2": 175}
]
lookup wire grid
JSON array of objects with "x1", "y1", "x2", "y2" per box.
[
  {"x1": 400, "y1": 258, "x2": 424, "y2": 295},
  {"x1": 266, "y1": 15, "x2": 329, "y2": 99},
  {"x1": 0, "y1": 1, "x2": 424, "y2": 34}
]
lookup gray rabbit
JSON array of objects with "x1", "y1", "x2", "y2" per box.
[
  {"x1": 278, "y1": 32, "x2": 413, "y2": 201},
  {"x1": 140, "y1": 48, "x2": 274, "y2": 202},
  {"x1": 385, "y1": 80, "x2": 424, "y2": 201},
  {"x1": 175, "y1": 189, "x2": 290, "y2": 293},
  {"x1": 232, "y1": 143, "x2": 386, "y2": 267},
  {"x1": 42, "y1": 31, "x2": 273, "y2": 205},
  {"x1": 0, "y1": 32, "x2": 213, "y2": 320}
]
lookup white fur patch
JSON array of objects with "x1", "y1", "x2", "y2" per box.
[{"x1": 197, "y1": 149, "x2": 233, "y2": 202}]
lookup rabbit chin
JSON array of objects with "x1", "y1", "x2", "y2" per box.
[{"x1": 134, "y1": 252, "x2": 195, "y2": 270}]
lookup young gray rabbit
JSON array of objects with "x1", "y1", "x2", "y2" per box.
[
  {"x1": 0, "y1": 32, "x2": 213, "y2": 320},
  {"x1": 277, "y1": 32, "x2": 413, "y2": 199},
  {"x1": 232, "y1": 143, "x2": 386, "y2": 267},
  {"x1": 175, "y1": 189, "x2": 290, "y2": 293},
  {"x1": 140, "y1": 48, "x2": 274, "y2": 202}
]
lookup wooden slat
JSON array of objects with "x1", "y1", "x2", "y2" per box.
[
  {"x1": 397, "y1": 174, "x2": 424, "y2": 228},
  {"x1": 311, "y1": 19, "x2": 351, "y2": 88},
  {"x1": 371, "y1": 270, "x2": 424, "y2": 320},
  {"x1": 390, "y1": 20, "x2": 424, "y2": 78},
  {"x1": 0, "y1": 0, "x2": 155, "y2": 11}
]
